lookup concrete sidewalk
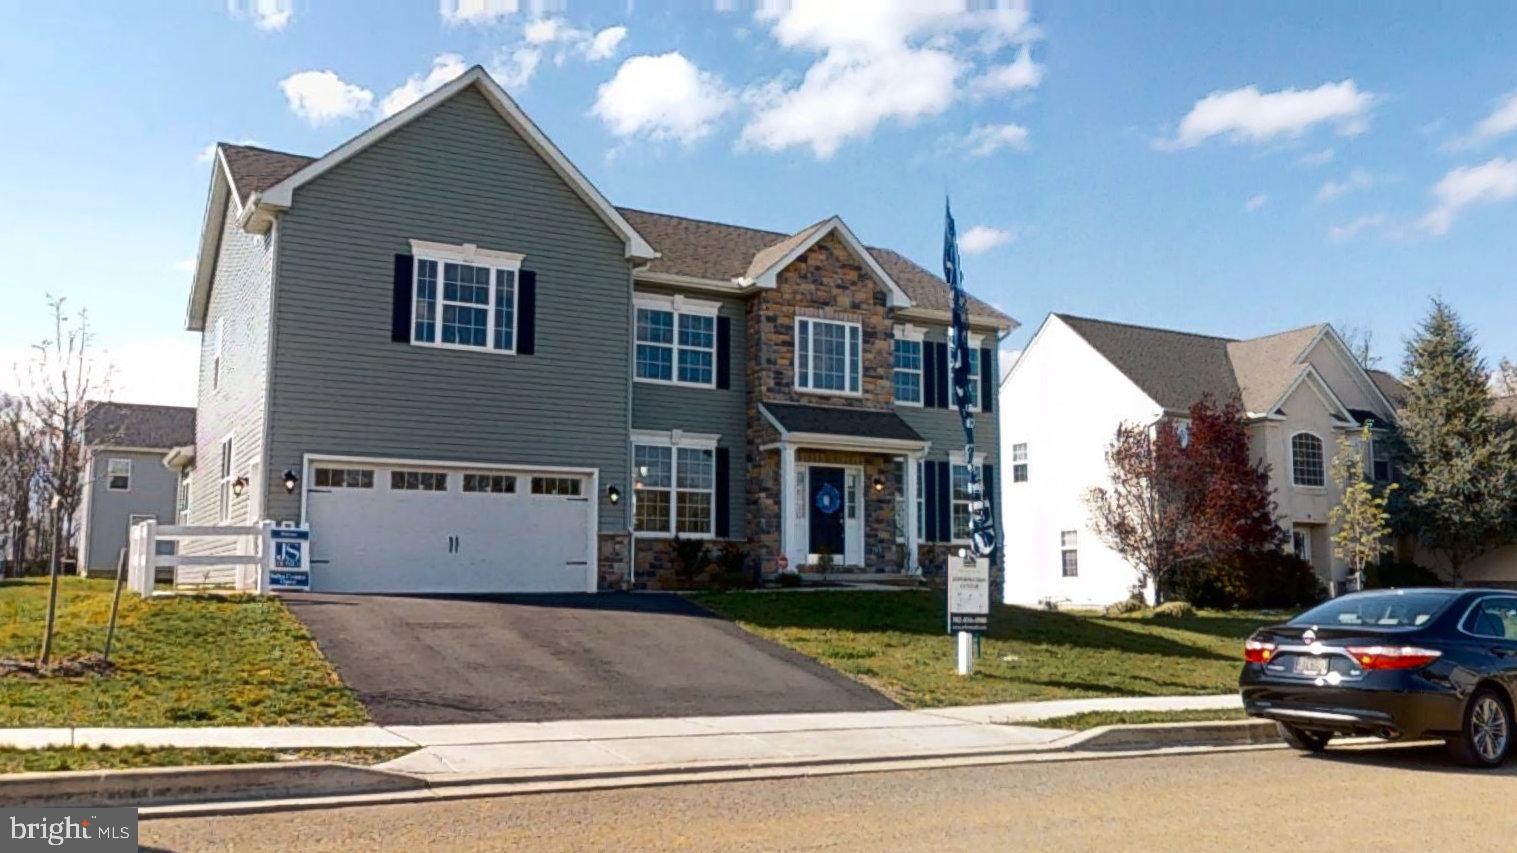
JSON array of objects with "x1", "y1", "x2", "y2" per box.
[{"x1": 0, "y1": 694, "x2": 1241, "y2": 776}]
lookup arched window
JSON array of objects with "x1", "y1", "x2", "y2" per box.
[{"x1": 1291, "y1": 432, "x2": 1325, "y2": 487}]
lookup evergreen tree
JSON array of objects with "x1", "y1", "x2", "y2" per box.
[
  {"x1": 1396, "y1": 301, "x2": 1517, "y2": 585},
  {"x1": 1330, "y1": 424, "x2": 1396, "y2": 591}
]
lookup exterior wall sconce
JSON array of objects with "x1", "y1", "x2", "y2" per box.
[
  {"x1": 607, "y1": 485, "x2": 622, "y2": 505},
  {"x1": 231, "y1": 476, "x2": 249, "y2": 498},
  {"x1": 871, "y1": 477, "x2": 886, "y2": 493},
  {"x1": 282, "y1": 469, "x2": 300, "y2": 494}
]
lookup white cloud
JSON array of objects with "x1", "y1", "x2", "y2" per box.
[
  {"x1": 1158, "y1": 80, "x2": 1374, "y2": 150},
  {"x1": 1243, "y1": 193, "x2": 1268, "y2": 213},
  {"x1": 740, "y1": 0, "x2": 1039, "y2": 159},
  {"x1": 962, "y1": 122, "x2": 1029, "y2": 156},
  {"x1": 379, "y1": 54, "x2": 469, "y2": 118},
  {"x1": 1328, "y1": 213, "x2": 1386, "y2": 242},
  {"x1": 969, "y1": 45, "x2": 1043, "y2": 97},
  {"x1": 958, "y1": 225, "x2": 1014, "y2": 254},
  {"x1": 227, "y1": 0, "x2": 292, "y2": 31},
  {"x1": 491, "y1": 46, "x2": 542, "y2": 90},
  {"x1": 278, "y1": 70, "x2": 374, "y2": 125},
  {"x1": 1297, "y1": 147, "x2": 1335, "y2": 166},
  {"x1": 1315, "y1": 168, "x2": 1374, "y2": 204},
  {"x1": 1451, "y1": 91, "x2": 1517, "y2": 149},
  {"x1": 523, "y1": 17, "x2": 563, "y2": 44},
  {"x1": 584, "y1": 26, "x2": 628, "y2": 61},
  {"x1": 592, "y1": 52, "x2": 734, "y2": 144},
  {"x1": 1419, "y1": 156, "x2": 1517, "y2": 235},
  {"x1": 440, "y1": 0, "x2": 521, "y2": 25},
  {"x1": 489, "y1": 19, "x2": 628, "y2": 91}
]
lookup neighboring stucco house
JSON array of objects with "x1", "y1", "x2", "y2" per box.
[
  {"x1": 76, "y1": 401, "x2": 195, "y2": 574},
  {"x1": 177, "y1": 66, "x2": 1015, "y2": 595},
  {"x1": 1000, "y1": 314, "x2": 1400, "y2": 608}
]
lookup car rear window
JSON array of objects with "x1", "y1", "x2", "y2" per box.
[{"x1": 1289, "y1": 592, "x2": 1454, "y2": 628}]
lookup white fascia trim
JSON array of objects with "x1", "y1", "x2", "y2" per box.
[
  {"x1": 162, "y1": 445, "x2": 196, "y2": 470},
  {"x1": 186, "y1": 152, "x2": 237, "y2": 331},
  {"x1": 893, "y1": 306, "x2": 1018, "y2": 333},
  {"x1": 1272, "y1": 365, "x2": 1355, "y2": 423},
  {"x1": 782, "y1": 432, "x2": 929, "y2": 455},
  {"x1": 632, "y1": 292, "x2": 721, "y2": 315},
  {"x1": 636, "y1": 271, "x2": 750, "y2": 295},
  {"x1": 410, "y1": 239, "x2": 524, "y2": 269},
  {"x1": 257, "y1": 67, "x2": 656, "y2": 261},
  {"x1": 1313, "y1": 325, "x2": 1401, "y2": 421},
  {"x1": 630, "y1": 428, "x2": 720, "y2": 449},
  {"x1": 749, "y1": 217, "x2": 914, "y2": 309}
]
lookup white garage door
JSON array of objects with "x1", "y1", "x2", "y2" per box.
[{"x1": 305, "y1": 461, "x2": 595, "y2": 593}]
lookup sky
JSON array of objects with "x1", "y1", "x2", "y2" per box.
[{"x1": 2, "y1": 1, "x2": 1515, "y2": 406}]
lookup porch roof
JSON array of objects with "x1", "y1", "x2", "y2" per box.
[{"x1": 760, "y1": 402, "x2": 925, "y2": 444}]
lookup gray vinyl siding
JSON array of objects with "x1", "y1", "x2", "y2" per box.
[
  {"x1": 184, "y1": 193, "x2": 273, "y2": 561},
  {"x1": 77, "y1": 449, "x2": 178, "y2": 571},
  {"x1": 630, "y1": 285, "x2": 749, "y2": 537},
  {"x1": 266, "y1": 87, "x2": 632, "y2": 533}
]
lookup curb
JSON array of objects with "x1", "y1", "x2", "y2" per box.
[
  {"x1": 0, "y1": 761, "x2": 421, "y2": 809},
  {"x1": 1059, "y1": 719, "x2": 1281, "y2": 752}
]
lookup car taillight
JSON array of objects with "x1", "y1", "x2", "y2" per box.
[
  {"x1": 1345, "y1": 645, "x2": 1443, "y2": 670},
  {"x1": 1244, "y1": 638, "x2": 1276, "y2": 663}
]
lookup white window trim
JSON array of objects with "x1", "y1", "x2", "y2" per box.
[
  {"x1": 631, "y1": 429, "x2": 720, "y2": 539},
  {"x1": 1060, "y1": 530, "x2": 1079, "y2": 578},
  {"x1": 177, "y1": 469, "x2": 192, "y2": 524},
  {"x1": 1290, "y1": 430, "x2": 1327, "y2": 489},
  {"x1": 211, "y1": 316, "x2": 225, "y2": 391},
  {"x1": 217, "y1": 434, "x2": 234, "y2": 524},
  {"x1": 794, "y1": 316, "x2": 863, "y2": 397},
  {"x1": 948, "y1": 452, "x2": 988, "y2": 545},
  {"x1": 633, "y1": 293, "x2": 720, "y2": 389},
  {"x1": 106, "y1": 458, "x2": 132, "y2": 492},
  {"x1": 409, "y1": 240, "x2": 524, "y2": 356},
  {"x1": 892, "y1": 331, "x2": 925, "y2": 408}
]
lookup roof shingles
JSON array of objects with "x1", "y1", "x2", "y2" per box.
[{"x1": 82, "y1": 402, "x2": 195, "y2": 449}]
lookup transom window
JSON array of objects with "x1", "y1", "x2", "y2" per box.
[
  {"x1": 1011, "y1": 443, "x2": 1029, "y2": 483},
  {"x1": 1291, "y1": 432, "x2": 1326, "y2": 487},
  {"x1": 634, "y1": 442, "x2": 715, "y2": 537},
  {"x1": 392, "y1": 470, "x2": 448, "y2": 492},
  {"x1": 314, "y1": 467, "x2": 374, "y2": 489},
  {"x1": 531, "y1": 476, "x2": 582, "y2": 496},
  {"x1": 463, "y1": 473, "x2": 516, "y2": 494},
  {"x1": 635, "y1": 302, "x2": 718, "y2": 387},
  {"x1": 1060, "y1": 531, "x2": 1079, "y2": 577},
  {"x1": 106, "y1": 458, "x2": 132, "y2": 491},
  {"x1": 951, "y1": 461, "x2": 987, "y2": 543},
  {"x1": 411, "y1": 243, "x2": 521, "y2": 353},
  {"x1": 893, "y1": 339, "x2": 922, "y2": 404},
  {"x1": 796, "y1": 318, "x2": 861, "y2": 395}
]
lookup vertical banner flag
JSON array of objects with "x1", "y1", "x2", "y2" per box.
[{"x1": 945, "y1": 198, "x2": 997, "y2": 560}]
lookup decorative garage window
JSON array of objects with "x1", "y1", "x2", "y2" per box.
[
  {"x1": 634, "y1": 295, "x2": 719, "y2": 387},
  {"x1": 950, "y1": 460, "x2": 986, "y2": 543},
  {"x1": 893, "y1": 339, "x2": 922, "y2": 405},
  {"x1": 392, "y1": 470, "x2": 448, "y2": 492},
  {"x1": 633, "y1": 433, "x2": 718, "y2": 537},
  {"x1": 314, "y1": 467, "x2": 374, "y2": 488},
  {"x1": 410, "y1": 241, "x2": 522, "y2": 354},
  {"x1": 1011, "y1": 443, "x2": 1029, "y2": 483},
  {"x1": 463, "y1": 473, "x2": 517, "y2": 494},
  {"x1": 531, "y1": 476, "x2": 582, "y2": 496},
  {"x1": 796, "y1": 317, "x2": 861, "y2": 395},
  {"x1": 1061, "y1": 530, "x2": 1079, "y2": 577},
  {"x1": 106, "y1": 458, "x2": 132, "y2": 491},
  {"x1": 1291, "y1": 432, "x2": 1325, "y2": 487}
]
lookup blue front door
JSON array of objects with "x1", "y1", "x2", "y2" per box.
[{"x1": 808, "y1": 466, "x2": 846, "y2": 557}]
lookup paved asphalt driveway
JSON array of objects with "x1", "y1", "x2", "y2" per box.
[{"x1": 284, "y1": 592, "x2": 896, "y2": 725}]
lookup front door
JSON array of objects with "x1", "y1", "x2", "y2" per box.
[{"x1": 808, "y1": 466, "x2": 846, "y2": 560}]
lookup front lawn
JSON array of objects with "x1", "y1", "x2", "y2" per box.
[
  {"x1": 0, "y1": 577, "x2": 367, "y2": 727},
  {"x1": 1025, "y1": 708, "x2": 1251, "y2": 730},
  {"x1": 0, "y1": 747, "x2": 409, "y2": 774},
  {"x1": 693, "y1": 590, "x2": 1274, "y2": 708}
]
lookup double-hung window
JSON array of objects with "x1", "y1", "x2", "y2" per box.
[
  {"x1": 1060, "y1": 531, "x2": 1079, "y2": 577},
  {"x1": 951, "y1": 460, "x2": 987, "y2": 543},
  {"x1": 1011, "y1": 443, "x2": 1029, "y2": 483},
  {"x1": 796, "y1": 317, "x2": 861, "y2": 395},
  {"x1": 633, "y1": 435, "x2": 717, "y2": 537},
  {"x1": 217, "y1": 437, "x2": 233, "y2": 523},
  {"x1": 893, "y1": 338, "x2": 922, "y2": 405},
  {"x1": 410, "y1": 241, "x2": 522, "y2": 354},
  {"x1": 1371, "y1": 437, "x2": 1392, "y2": 483},
  {"x1": 634, "y1": 296, "x2": 718, "y2": 387},
  {"x1": 106, "y1": 458, "x2": 132, "y2": 491}
]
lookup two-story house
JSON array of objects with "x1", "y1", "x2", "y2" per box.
[
  {"x1": 75, "y1": 401, "x2": 195, "y2": 575},
  {"x1": 1000, "y1": 313, "x2": 1403, "y2": 608},
  {"x1": 177, "y1": 66, "x2": 1014, "y2": 595}
]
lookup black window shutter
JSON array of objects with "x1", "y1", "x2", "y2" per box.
[
  {"x1": 392, "y1": 254, "x2": 414, "y2": 343},
  {"x1": 923, "y1": 461, "x2": 939, "y2": 542},
  {"x1": 517, "y1": 271, "x2": 537, "y2": 355},
  {"x1": 937, "y1": 460, "x2": 952, "y2": 543},
  {"x1": 980, "y1": 347, "x2": 995, "y2": 413},
  {"x1": 981, "y1": 463, "x2": 996, "y2": 522},
  {"x1": 714, "y1": 447, "x2": 730, "y2": 537},
  {"x1": 935, "y1": 342, "x2": 951, "y2": 408},
  {"x1": 716, "y1": 316, "x2": 731, "y2": 390},
  {"x1": 922, "y1": 341, "x2": 939, "y2": 409}
]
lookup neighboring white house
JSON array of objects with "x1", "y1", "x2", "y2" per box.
[{"x1": 999, "y1": 313, "x2": 1405, "y2": 608}]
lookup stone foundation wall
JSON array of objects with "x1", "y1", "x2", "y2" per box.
[{"x1": 598, "y1": 532, "x2": 631, "y2": 590}]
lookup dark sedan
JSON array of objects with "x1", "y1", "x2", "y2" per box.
[{"x1": 1240, "y1": 588, "x2": 1517, "y2": 767}]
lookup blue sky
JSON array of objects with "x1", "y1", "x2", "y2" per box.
[{"x1": 3, "y1": 1, "x2": 1515, "y2": 405}]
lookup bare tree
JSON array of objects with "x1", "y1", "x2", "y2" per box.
[
  {"x1": 24, "y1": 297, "x2": 109, "y2": 669},
  {"x1": 1493, "y1": 358, "x2": 1517, "y2": 398},
  {"x1": 1336, "y1": 323, "x2": 1381, "y2": 370},
  {"x1": 1084, "y1": 419, "x2": 1198, "y2": 604},
  {"x1": 0, "y1": 393, "x2": 43, "y2": 577}
]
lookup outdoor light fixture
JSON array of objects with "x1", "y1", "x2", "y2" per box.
[
  {"x1": 231, "y1": 476, "x2": 249, "y2": 498},
  {"x1": 871, "y1": 477, "x2": 886, "y2": 493},
  {"x1": 282, "y1": 469, "x2": 300, "y2": 494},
  {"x1": 607, "y1": 485, "x2": 622, "y2": 505}
]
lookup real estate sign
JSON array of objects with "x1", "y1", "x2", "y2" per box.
[
  {"x1": 268, "y1": 527, "x2": 311, "y2": 591},
  {"x1": 947, "y1": 552, "x2": 990, "y2": 633}
]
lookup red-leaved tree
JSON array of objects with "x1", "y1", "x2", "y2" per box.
[{"x1": 1180, "y1": 395, "x2": 1284, "y2": 558}]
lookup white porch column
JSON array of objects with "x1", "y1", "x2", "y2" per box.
[
  {"x1": 905, "y1": 453, "x2": 922, "y2": 574},
  {"x1": 779, "y1": 442, "x2": 798, "y2": 570}
]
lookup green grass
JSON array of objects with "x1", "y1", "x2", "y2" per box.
[
  {"x1": 0, "y1": 577, "x2": 367, "y2": 727},
  {"x1": 692, "y1": 590, "x2": 1274, "y2": 708},
  {"x1": 0, "y1": 747, "x2": 410, "y2": 774},
  {"x1": 1025, "y1": 708, "x2": 1252, "y2": 730}
]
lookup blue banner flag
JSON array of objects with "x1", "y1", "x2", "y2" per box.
[{"x1": 944, "y1": 198, "x2": 997, "y2": 559}]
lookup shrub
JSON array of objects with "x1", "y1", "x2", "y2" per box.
[
  {"x1": 1104, "y1": 598, "x2": 1145, "y2": 618},
  {"x1": 1150, "y1": 600, "x2": 1196, "y2": 619},
  {"x1": 708, "y1": 543, "x2": 757, "y2": 591},
  {"x1": 1363, "y1": 559, "x2": 1445, "y2": 589},
  {"x1": 776, "y1": 571, "x2": 803, "y2": 589},
  {"x1": 670, "y1": 536, "x2": 711, "y2": 584},
  {"x1": 1165, "y1": 550, "x2": 1325, "y2": 610}
]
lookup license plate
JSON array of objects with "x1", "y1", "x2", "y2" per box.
[{"x1": 1294, "y1": 656, "x2": 1330, "y2": 676}]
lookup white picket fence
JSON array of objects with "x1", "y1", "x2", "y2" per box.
[{"x1": 127, "y1": 519, "x2": 277, "y2": 596}]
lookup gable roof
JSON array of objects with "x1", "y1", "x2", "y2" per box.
[
  {"x1": 1224, "y1": 324, "x2": 1327, "y2": 414},
  {"x1": 219, "y1": 144, "x2": 312, "y2": 205},
  {"x1": 82, "y1": 402, "x2": 195, "y2": 449},
  {"x1": 1368, "y1": 369, "x2": 1410, "y2": 409}
]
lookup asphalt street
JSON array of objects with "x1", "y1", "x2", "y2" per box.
[{"x1": 140, "y1": 742, "x2": 1517, "y2": 852}]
